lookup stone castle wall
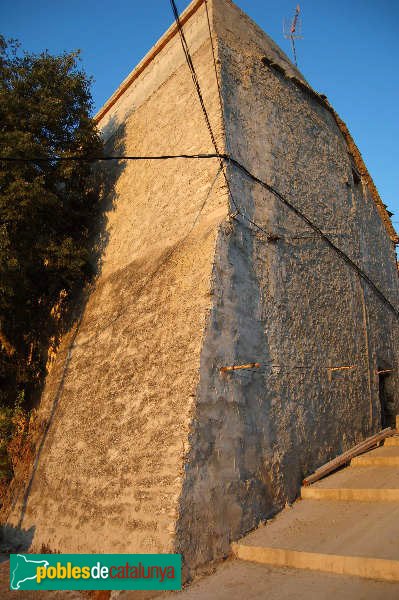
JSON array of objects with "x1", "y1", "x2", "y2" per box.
[
  {"x1": 176, "y1": 0, "x2": 399, "y2": 572},
  {"x1": 3, "y1": 0, "x2": 398, "y2": 577},
  {"x1": 5, "y1": 0, "x2": 229, "y2": 558}
]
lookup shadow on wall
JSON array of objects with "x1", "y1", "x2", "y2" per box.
[
  {"x1": 92, "y1": 117, "x2": 128, "y2": 279},
  {"x1": 174, "y1": 170, "x2": 287, "y2": 580},
  {"x1": 377, "y1": 358, "x2": 396, "y2": 429},
  {"x1": 0, "y1": 524, "x2": 34, "y2": 556},
  {"x1": 0, "y1": 118, "x2": 128, "y2": 545}
]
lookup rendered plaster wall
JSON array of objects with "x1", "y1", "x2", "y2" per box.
[
  {"x1": 5, "y1": 1, "x2": 229, "y2": 556},
  {"x1": 98, "y1": 0, "x2": 210, "y2": 143},
  {"x1": 177, "y1": 0, "x2": 399, "y2": 574},
  {"x1": 3, "y1": 0, "x2": 398, "y2": 578}
]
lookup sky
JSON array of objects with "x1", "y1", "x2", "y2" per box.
[{"x1": 1, "y1": 0, "x2": 398, "y2": 229}]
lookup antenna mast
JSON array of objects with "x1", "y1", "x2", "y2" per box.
[{"x1": 283, "y1": 5, "x2": 303, "y2": 67}]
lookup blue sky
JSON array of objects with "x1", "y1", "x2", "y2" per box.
[{"x1": 1, "y1": 0, "x2": 398, "y2": 229}]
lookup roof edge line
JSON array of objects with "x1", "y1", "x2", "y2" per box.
[
  {"x1": 94, "y1": 0, "x2": 205, "y2": 124},
  {"x1": 324, "y1": 101, "x2": 399, "y2": 245},
  {"x1": 271, "y1": 65, "x2": 397, "y2": 244}
]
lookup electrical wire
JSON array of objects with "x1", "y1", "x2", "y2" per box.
[
  {"x1": 73, "y1": 163, "x2": 224, "y2": 348},
  {"x1": 1, "y1": 148, "x2": 397, "y2": 317},
  {"x1": 169, "y1": 0, "x2": 219, "y2": 153},
  {"x1": 204, "y1": 0, "x2": 224, "y2": 125},
  {"x1": 189, "y1": 0, "x2": 399, "y2": 320},
  {"x1": 226, "y1": 155, "x2": 399, "y2": 319},
  {"x1": 169, "y1": 0, "x2": 268, "y2": 238},
  {"x1": 1, "y1": 1, "x2": 398, "y2": 321},
  {"x1": 0, "y1": 153, "x2": 223, "y2": 163}
]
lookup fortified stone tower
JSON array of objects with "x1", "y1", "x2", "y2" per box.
[{"x1": 4, "y1": 0, "x2": 399, "y2": 577}]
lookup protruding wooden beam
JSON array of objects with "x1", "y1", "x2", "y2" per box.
[
  {"x1": 327, "y1": 365, "x2": 356, "y2": 372},
  {"x1": 220, "y1": 362, "x2": 261, "y2": 373}
]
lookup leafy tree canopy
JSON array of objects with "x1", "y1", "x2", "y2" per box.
[{"x1": 0, "y1": 36, "x2": 104, "y2": 469}]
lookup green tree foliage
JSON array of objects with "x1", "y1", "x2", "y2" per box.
[{"x1": 0, "y1": 36, "x2": 103, "y2": 472}]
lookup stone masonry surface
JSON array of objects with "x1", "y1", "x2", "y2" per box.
[{"x1": 2, "y1": 0, "x2": 398, "y2": 579}]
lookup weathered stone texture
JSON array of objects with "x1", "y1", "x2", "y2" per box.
[
  {"x1": 5, "y1": 1, "x2": 228, "y2": 556},
  {"x1": 176, "y1": 0, "x2": 399, "y2": 574},
  {"x1": 3, "y1": 0, "x2": 398, "y2": 578}
]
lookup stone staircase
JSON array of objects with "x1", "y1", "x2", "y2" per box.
[{"x1": 232, "y1": 429, "x2": 399, "y2": 583}]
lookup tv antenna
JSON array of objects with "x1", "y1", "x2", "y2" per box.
[{"x1": 283, "y1": 5, "x2": 303, "y2": 67}]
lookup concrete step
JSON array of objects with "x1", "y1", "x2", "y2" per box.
[
  {"x1": 351, "y1": 445, "x2": 399, "y2": 467},
  {"x1": 302, "y1": 487, "x2": 399, "y2": 502},
  {"x1": 301, "y1": 465, "x2": 399, "y2": 501},
  {"x1": 384, "y1": 436, "x2": 399, "y2": 447},
  {"x1": 156, "y1": 559, "x2": 399, "y2": 599},
  {"x1": 232, "y1": 500, "x2": 399, "y2": 581}
]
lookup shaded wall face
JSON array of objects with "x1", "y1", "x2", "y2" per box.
[
  {"x1": 217, "y1": 0, "x2": 399, "y2": 441},
  {"x1": 3, "y1": 0, "x2": 398, "y2": 577},
  {"x1": 177, "y1": 0, "x2": 399, "y2": 574},
  {"x1": 353, "y1": 180, "x2": 399, "y2": 429},
  {"x1": 5, "y1": 8, "x2": 228, "y2": 556}
]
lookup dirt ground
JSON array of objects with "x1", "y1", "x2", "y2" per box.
[{"x1": 3, "y1": 554, "x2": 399, "y2": 600}]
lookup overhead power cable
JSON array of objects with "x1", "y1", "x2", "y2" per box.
[
  {"x1": 1, "y1": 150, "x2": 397, "y2": 317},
  {"x1": 204, "y1": 0, "x2": 224, "y2": 127},
  {"x1": 169, "y1": 0, "x2": 254, "y2": 233},
  {"x1": 170, "y1": 0, "x2": 399, "y2": 320},
  {"x1": 225, "y1": 155, "x2": 399, "y2": 319},
  {"x1": 73, "y1": 163, "x2": 224, "y2": 348},
  {"x1": 1, "y1": 2, "x2": 398, "y2": 320},
  {"x1": 169, "y1": 0, "x2": 219, "y2": 153},
  {"x1": 0, "y1": 153, "x2": 223, "y2": 163}
]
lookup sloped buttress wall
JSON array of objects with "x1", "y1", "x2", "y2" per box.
[
  {"x1": 3, "y1": 0, "x2": 398, "y2": 579},
  {"x1": 176, "y1": 0, "x2": 399, "y2": 575},
  {"x1": 4, "y1": 1, "x2": 229, "y2": 558}
]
